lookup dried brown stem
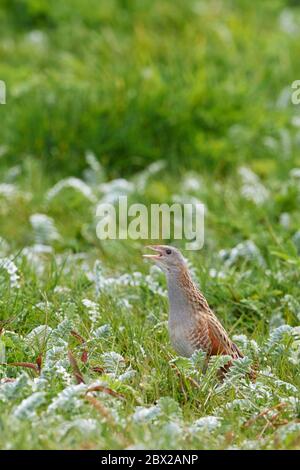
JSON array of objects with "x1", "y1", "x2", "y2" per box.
[{"x1": 68, "y1": 350, "x2": 85, "y2": 384}]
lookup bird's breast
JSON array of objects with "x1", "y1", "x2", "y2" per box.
[
  {"x1": 167, "y1": 282, "x2": 203, "y2": 357},
  {"x1": 168, "y1": 318, "x2": 196, "y2": 357}
]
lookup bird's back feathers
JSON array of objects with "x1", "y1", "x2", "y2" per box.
[{"x1": 168, "y1": 265, "x2": 257, "y2": 380}]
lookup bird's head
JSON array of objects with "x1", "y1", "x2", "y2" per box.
[{"x1": 143, "y1": 245, "x2": 186, "y2": 274}]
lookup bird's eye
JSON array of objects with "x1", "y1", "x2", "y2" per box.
[{"x1": 166, "y1": 249, "x2": 172, "y2": 255}]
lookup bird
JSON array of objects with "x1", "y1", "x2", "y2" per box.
[{"x1": 143, "y1": 245, "x2": 255, "y2": 379}]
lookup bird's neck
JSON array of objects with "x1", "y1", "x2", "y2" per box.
[
  {"x1": 167, "y1": 266, "x2": 195, "y2": 291},
  {"x1": 166, "y1": 266, "x2": 199, "y2": 318}
]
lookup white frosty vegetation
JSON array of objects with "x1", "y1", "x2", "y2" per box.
[
  {"x1": 48, "y1": 384, "x2": 87, "y2": 413},
  {"x1": 92, "y1": 260, "x2": 167, "y2": 298},
  {"x1": 218, "y1": 240, "x2": 265, "y2": 268},
  {"x1": 0, "y1": 183, "x2": 31, "y2": 201},
  {"x1": 46, "y1": 177, "x2": 96, "y2": 203},
  {"x1": 30, "y1": 213, "x2": 60, "y2": 244},
  {"x1": 134, "y1": 160, "x2": 166, "y2": 192},
  {"x1": 0, "y1": 257, "x2": 20, "y2": 288},
  {"x1": 1, "y1": 157, "x2": 300, "y2": 450},
  {"x1": 132, "y1": 405, "x2": 161, "y2": 423},
  {"x1": 82, "y1": 298, "x2": 100, "y2": 325},
  {"x1": 181, "y1": 172, "x2": 202, "y2": 193},
  {"x1": 21, "y1": 244, "x2": 53, "y2": 276},
  {"x1": 238, "y1": 167, "x2": 269, "y2": 205},
  {"x1": 25, "y1": 325, "x2": 53, "y2": 350},
  {"x1": 191, "y1": 416, "x2": 222, "y2": 432},
  {"x1": 98, "y1": 179, "x2": 134, "y2": 204},
  {"x1": 13, "y1": 392, "x2": 46, "y2": 420}
]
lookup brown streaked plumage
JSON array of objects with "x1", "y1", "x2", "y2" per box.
[{"x1": 143, "y1": 245, "x2": 256, "y2": 379}]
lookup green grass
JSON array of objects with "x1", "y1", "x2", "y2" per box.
[
  {"x1": 0, "y1": 156, "x2": 300, "y2": 450},
  {"x1": 1, "y1": 0, "x2": 300, "y2": 175},
  {"x1": 1, "y1": 0, "x2": 300, "y2": 451}
]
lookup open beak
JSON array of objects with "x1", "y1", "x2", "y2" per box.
[{"x1": 143, "y1": 245, "x2": 164, "y2": 260}]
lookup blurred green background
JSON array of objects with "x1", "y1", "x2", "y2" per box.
[
  {"x1": 1, "y1": 0, "x2": 300, "y2": 178},
  {"x1": 1, "y1": 2, "x2": 300, "y2": 451}
]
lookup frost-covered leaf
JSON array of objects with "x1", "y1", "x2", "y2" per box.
[
  {"x1": 47, "y1": 177, "x2": 96, "y2": 203},
  {"x1": 219, "y1": 240, "x2": 265, "y2": 268},
  {"x1": 13, "y1": 392, "x2": 46, "y2": 420},
  {"x1": 238, "y1": 167, "x2": 269, "y2": 205},
  {"x1": 25, "y1": 325, "x2": 53, "y2": 350},
  {"x1": 101, "y1": 352, "x2": 126, "y2": 373},
  {"x1": 48, "y1": 384, "x2": 87, "y2": 413},
  {"x1": 0, "y1": 374, "x2": 31, "y2": 402},
  {"x1": 30, "y1": 213, "x2": 60, "y2": 244},
  {"x1": 0, "y1": 257, "x2": 20, "y2": 288},
  {"x1": 191, "y1": 416, "x2": 222, "y2": 432},
  {"x1": 264, "y1": 325, "x2": 293, "y2": 353},
  {"x1": 92, "y1": 324, "x2": 112, "y2": 338}
]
